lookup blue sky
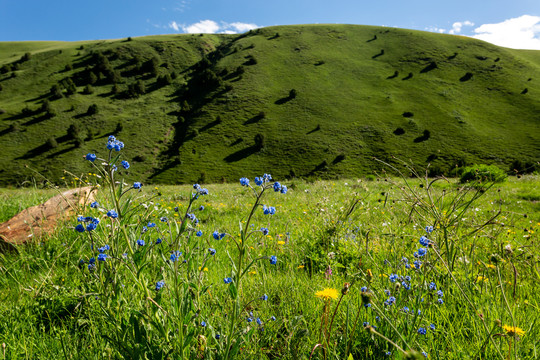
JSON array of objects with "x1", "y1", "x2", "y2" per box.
[{"x1": 1, "y1": 0, "x2": 540, "y2": 49}]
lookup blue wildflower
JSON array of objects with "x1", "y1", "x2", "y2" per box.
[
  {"x1": 425, "y1": 226, "x2": 434, "y2": 233},
  {"x1": 402, "y1": 307, "x2": 409, "y2": 313},
  {"x1": 156, "y1": 238, "x2": 162, "y2": 244},
  {"x1": 240, "y1": 177, "x2": 250, "y2": 186},
  {"x1": 199, "y1": 188, "x2": 209, "y2": 195},
  {"x1": 430, "y1": 324, "x2": 436, "y2": 330},
  {"x1": 254, "y1": 177, "x2": 263, "y2": 186},
  {"x1": 260, "y1": 227, "x2": 269, "y2": 236},
  {"x1": 418, "y1": 327, "x2": 427, "y2": 335},
  {"x1": 263, "y1": 173, "x2": 272, "y2": 182},
  {"x1": 385, "y1": 352, "x2": 392, "y2": 356},
  {"x1": 106, "y1": 210, "x2": 118, "y2": 218},
  {"x1": 137, "y1": 239, "x2": 145, "y2": 246},
  {"x1": 388, "y1": 296, "x2": 396, "y2": 304},
  {"x1": 215, "y1": 334, "x2": 221, "y2": 340},
  {"x1": 97, "y1": 253, "x2": 107, "y2": 262},
  {"x1": 384, "y1": 289, "x2": 391, "y2": 296},
  {"x1": 429, "y1": 282, "x2": 437, "y2": 291},
  {"x1": 363, "y1": 321, "x2": 369, "y2": 327},
  {"x1": 261, "y1": 294, "x2": 268, "y2": 301},
  {"x1": 111, "y1": 165, "x2": 118, "y2": 172},
  {"x1": 422, "y1": 352, "x2": 428, "y2": 358},
  {"x1": 271, "y1": 316, "x2": 276, "y2": 321},
  {"x1": 98, "y1": 245, "x2": 110, "y2": 253},
  {"x1": 155, "y1": 280, "x2": 165, "y2": 291},
  {"x1": 280, "y1": 185, "x2": 288, "y2": 194},
  {"x1": 403, "y1": 282, "x2": 410, "y2": 290},
  {"x1": 418, "y1": 248, "x2": 427, "y2": 257},
  {"x1": 247, "y1": 317, "x2": 253, "y2": 323},
  {"x1": 193, "y1": 184, "x2": 201, "y2": 190},
  {"x1": 438, "y1": 298, "x2": 444, "y2": 304},
  {"x1": 224, "y1": 277, "x2": 232, "y2": 284},
  {"x1": 196, "y1": 230, "x2": 203, "y2": 237},
  {"x1": 389, "y1": 274, "x2": 398, "y2": 283},
  {"x1": 209, "y1": 248, "x2": 216, "y2": 255},
  {"x1": 86, "y1": 153, "x2": 96, "y2": 162},
  {"x1": 75, "y1": 224, "x2": 85, "y2": 232},
  {"x1": 147, "y1": 222, "x2": 156, "y2": 228},
  {"x1": 269, "y1": 255, "x2": 277, "y2": 265},
  {"x1": 263, "y1": 205, "x2": 276, "y2": 215},
  {"x1": 201, "y1": 321, "x2": 206, "y2": 327},
  {"x1": 199, "y1": 205, "x2": 204, "y2": 211},
  {"x1": 90, "y1": 201, "x2": 99, "y2": 209},
  {"x1": 361, "y1": 286, "x2": 368, "y2": 292},
  {"x1": 170, "y1": 251, "x2": 182, "y2": 262},
  {"x1": 376, "y1": 316, "x2": 381, "y2": 322},
  {"x1": 437, "y1": 290, "x2": 444, "y2": 297},
  {"x1": 133, "y1": 182, "x2": 142, "y2": 189},
  {"x1": 213, "y1": 231, "x2": 225, "y2": 240},
  {"x1": 419, "y1": 236, "x2": 430, "y2": 246},
  {"x1": 86, "y1": 222, "x2": 97, "y2": 231},
  {"x1": 414, "y1": 260, "x2": 422, "y2": 269},
  {"x1": 121, "y1": 160, "x2": 130, "y2": 169},
  {"x1": 273, "y1": 182, "x2": 281, "y2": 192},
  {"x1": 256, "y1": 318, "x2": 262, "y2": 325}
]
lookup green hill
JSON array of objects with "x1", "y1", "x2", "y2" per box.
[{"x1": 0, "y1": 24, "x2": 539, "y2": 185}]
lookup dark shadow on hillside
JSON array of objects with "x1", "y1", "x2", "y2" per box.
[
  {"x1": 306, "y1": 125, "x2": 321, "y2": 134},
  {"x1": 521, "y1": 88, "x2": 528, "y2": 94},
  {"x1": 460, "y1": 72, "x2": 473, "y2": 82},
  {"x1": 275, "y1": 96, "x2": 293, "y2": 105},
  {"x1": 22, "y1": 114, "x2": 51, "y2": 126},
  {"x1": 47, "y1": 146, "x2": 77, "y2": 159},
  {"x1": 447, "y1": 53, "x2": 458, "y2": 60},
  {"x1": 224, "y1": 146, "x2": 258, "y2": 163},
  {"x1": 387, "y1": 71, "x2": 399, "y2": 79},
  {"x1": 16, "y1": 143, "x2": 51, "y2": 159},
  {"x1": 0, "y1": 127, "x2": 15, "y2": 137},
  {"x1": 402, "y1": 73, "x2": 413, "y2": 80},
  {"x1": 243, "y1": 113, "x2": 264, "y2": 125},
  {"x1": 372, "y1": 49, "x2": 385, "y2": 59},
  {"x1": 420, "y1": 62, "x2": 438, "y2": 73},
  {"x1": 25, "y1": 93, "x2": 50, "y2": 103},
  {"x1": 314, "y1": 60, "x2": 325, "y2": 66},
  {"x1": 367, "y1": 35, "x2": 377, "y2": 42},
  {"x1": 148, "y1": 158, "x2": 182, "y2": 180},
  {"x1": 199, "y1": 118, "x2": 222, "y2": 132},
  {"x1": 229, "y1": 138, "x2": 243, "y2": 147}
]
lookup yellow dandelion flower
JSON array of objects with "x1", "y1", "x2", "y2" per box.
[
  {"x1": 297, "y1": 265, "x2": 305, "y2": 269},
  {"x1": 502, "y1": 325, "x2": 525, "y2": 337},
  {"x1": 315, "y1": 288, "x2": 339, "y2": 301},
  {"x1": 277, "y1": 241, "x2": 286, "y2": 245},
  {"x1": 198, "y1": 267, "x2": 209, "y2": 272},
  {"x1": 248, "y1": 270, "x2": 257, "y2": 275}
]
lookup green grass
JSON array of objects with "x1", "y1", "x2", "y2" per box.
[
  {"x1": 0, "y1": 25, "x2": 539, "y2": 186},
  {"x1": 0, "y1": 173, "x2": 539, "y2": 359}
]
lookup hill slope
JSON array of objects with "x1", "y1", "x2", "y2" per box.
[{"x1": 0, "y1": 25, "x2": 539, "y2": 185}]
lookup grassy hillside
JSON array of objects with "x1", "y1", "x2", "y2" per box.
[{"x1": 0, "y1": 25, "x2": 539, "y2": 185}]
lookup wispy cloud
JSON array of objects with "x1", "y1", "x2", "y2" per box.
[
  {"x1": 449, "y1": 20, "x2": 474, "y2": 34},
  {"x1": 168, "y1": 19, "x2": 259, "y2": 34},
  {"x1": 472, "y1": 15, "x2": 540, "y2": 50}
]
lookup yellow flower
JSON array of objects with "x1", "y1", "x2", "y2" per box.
[
  {"x1": 248, "y1": 270, "x2": 257, "y2": 275},
  {"x1": 315, "y1": 288, "x2": 339, "y2": 301},
  {"x1": 502, "y1": 325, "x2": 525, "y2": 337},
  {"x1": 297, "y1": 265, "x2": 305, "y2": 269},
  {"x1": 277, "y1": 241, "x2": 286, "y2": 245},
  {"x1": 198, "y1": 267, "x2": 208, "y2": 272}
]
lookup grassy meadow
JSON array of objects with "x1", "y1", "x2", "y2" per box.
[
  {"x1": 1, "y1": 25, "x2": 539, "y2": 185},
  {"x1": 0, "y1": 166, "x2": 539, "y2": 359}
]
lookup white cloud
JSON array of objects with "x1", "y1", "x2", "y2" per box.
[
  {"x1": 169, "y1": 21, "x2": 180, "y2": 31},
  {"x1": 472, "y1": 15, "x2": 540, "y2": 50},
  {"x1": 229, "y1": 22, "x2": 258, "y2": 33},
  {"x1": 173, "y1": 20, "x2": 259, "y2": 34},
  {"x1": 449, "y1": 20, "x2": 474, "y2": 34},
  {"x1": 183, "y1": 20, "x2": 221, "y2": 34},
  {"x1": 425, "y1": 26, "x2": 446, "y2": 33}
]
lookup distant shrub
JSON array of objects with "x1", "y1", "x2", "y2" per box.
[
  {"x1": 115, "y1": 121, "x2": 124, "y2": 133},
  {"x1": 64, "y1": 78, "x2": 77, "y2": 95},
  {"x1": 83, "y1": 84, "x2": 94, "y2": 94},
  {"x1": 254, "y1": 133, "x2": 265, "y2": 150},
  {"x1": 509, "y1": 159, "x2": 538, "y2": 174},
  {"x1": 0, "y1": 64, "x2": 11, "y2": 74},
  {"x1": 333, "y1": 154, "x2": 346, "y2": 164},
  {"x1": 46, "y1": 137, "x2": 58, "y2": 149},
  {"x1": 88, "y1": 71, "x2": 98, "y2": 85},
  {"x1": 459, "y1": 164, "x2": 507, "y2": 184},
  {"x1": 127, "y1": 37, "x2": 133, "y2": 41},
  {"x1": 64, "y1": 64, "x2": 73, "y2": 71},
  {"x1": 289, "y1": 89, "x2": 297, "y2": 99},
  {"x1": 0, "y1": 83, "x2": 3, "y2": 92},
  {"x1": 87, "y1": 104, "x2": 99, "y2": 115},
  {"x1": 20, "y1": 52, "x2": 31, "y2": 62},
  {"x1": 393, "y1": 127, "x2": 405, "y2": 135},
  {"x1": 67, "y1": 123, "x2": 81, "y2": 140},
  {"x1": 402, "y1": 112, "x2": 414, "y2": 118},
  {"x1": 50, "y1": 84, "x2": 63, "y2": 100}
]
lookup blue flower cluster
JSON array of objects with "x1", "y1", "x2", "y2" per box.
[
  {"x1": 170, "y1": 251, "x2": 182, "y2": 262},
  {"x1": 213, "y1": 231, "x2": 226, "y2": 240},
  {"x1": 155, "y1": 280, "x2": 165, "y2": 291},
  {"x1": 263, "y1": 205, "x2": 276, "y2": 215},
  {"x1": 106, "y1": 210, "x2": 118, "y2": 218},
  {"x1": 106, "y1": 135, "x2": 124, "y2": 151},
  {"x1": 86, "y1": 153, "x2": 97, "y2": 162},
  {"x1": 193, "y1": 184, "x2": 209, "y2": 196},
  {"x1": 75, "y1": 216, "x2": 100, "y2": 232}
]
